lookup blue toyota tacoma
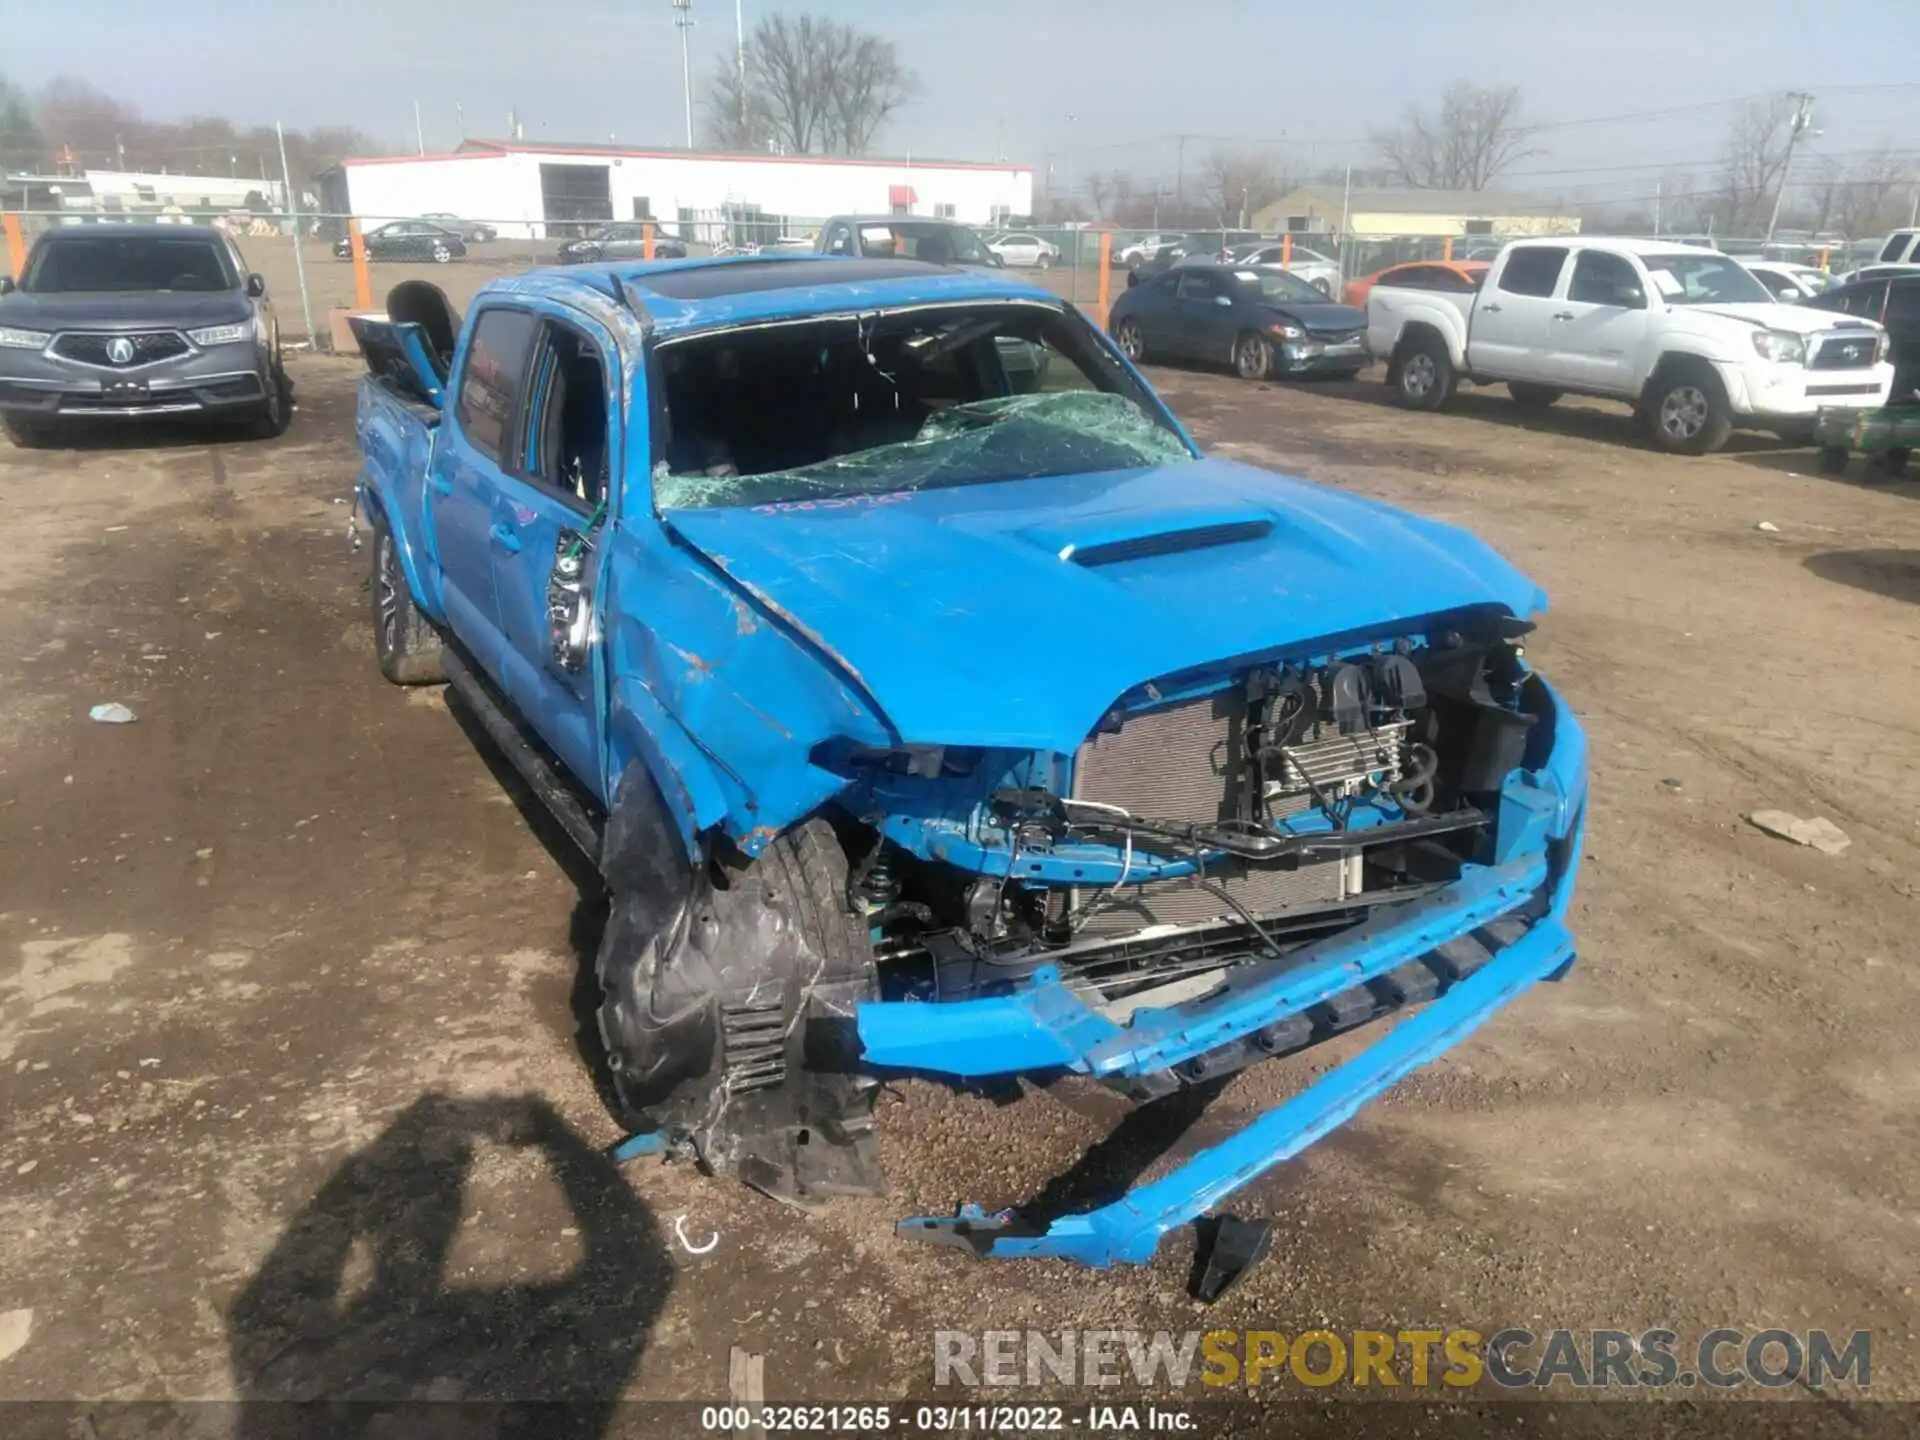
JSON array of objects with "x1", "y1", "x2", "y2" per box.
[{"x1": 352, "y1": 256, "x2": 1587, "y2": 1278}]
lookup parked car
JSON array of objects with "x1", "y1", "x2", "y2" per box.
[
  {"x1": 1742, "y1": 261, "x2": 1830, "y2": 302},
  {"x1": 1109, "y1": 263, "x2": 1369, "y2": 380},
  {"x1": 1803, "y1": 272, "x2": 1920, "y2": 403},
  {"x1": 423, "y1": 213, "x2": 498, "y2": 244},
  {"x1": 556, "y1": 223, "x2": 689, "y2": 264},
  {"x1": 1343, "y1": 260, "x2": 1490, "y2": 309},
  {"x1": 334, "y1": 221, "x2": 468, "y2": 264},
  {"x1": 985, "y1": 231, "x2": 1061, "y2": 269},
  {"x1": 1223, "y1": 242, "x2": 1341, "y2": 296},
  {"x1": 814, "y1": 216, "x2": 999, "y2": 267},
  {"x1": 1845, "y1": 228, "x2": 1920, "y2": 284},
  {"x1": 1116, "y1": 233, "x2": 1191, "y2": 271},
  {"x1": 349, "y1": 254, "x2": 1586, "y2": 1268},
  {"x1": 1367, "y1": 238, "x2": 1892, "y2": 454},
  {"x1": 0, "y1": 223, "x2": 289, "y2": 447}
]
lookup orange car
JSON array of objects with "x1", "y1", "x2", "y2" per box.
[{"x1": 1342, "y1": 260, "x2": 1490, "y2": 309}]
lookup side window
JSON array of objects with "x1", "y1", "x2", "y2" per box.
[
  {"x1": 1877, "y1": 233, "x2": 1912, "y2": 263},
  {"x1": 1884, "y1": 280, "x2": 1920, "y2": 330},
  {"x1": 1392, "y1": 265, "x2": 1440, "y2": 289},
  {"x1": 1752, "y1": 269, "x2": 1792, "y2": 299},
  {"x1": 1567, "y1": 251, "x2": 1645, "y2": 307},
  {"x1": 523, "y1": 323, "x2": 612, "y2": 508},
  {"x1": 1176, "y1": 272, "x2": 1219, "y2": 300},
  {"x1": 1842, "y1": 281, "x2": 1889, "y2": 321},
  {"x1": 1497, "y1": 247, "x2": 1569, "y2": 298},
  {"x1": 455, "y1": 308, "x2": 539, "y2": 463}
]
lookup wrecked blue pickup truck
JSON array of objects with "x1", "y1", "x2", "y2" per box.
[{"x1": 352, "y1": 255, "x2": 1587, "y2": 1279}]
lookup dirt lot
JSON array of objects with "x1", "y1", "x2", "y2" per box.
[{"x1": 2, "y1": 353, "x2": 1918, "y2": 1423}]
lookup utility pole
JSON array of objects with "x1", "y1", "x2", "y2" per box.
[
  {"x1": 1765, "y1": 92, "x2": 1815, "y2": 244},
  {"x1": 1174, "y1": 134, "x2": 1188, "y2": 212},
  {"x1": 671, "y1": 0, "x2": 697, "y2": 149},
  {"x1": 414, "y1": 100, "x2": 425, "y2": 156},
  {"x1": 1654, "y1": 178, "x2": 1662, "y2": 236},
  {"x1": 735, "y1": 0, "x2": 746, "y2": 130},
  {"x1": 456, "y1": 103, "x2": 466, "y2": 143}
]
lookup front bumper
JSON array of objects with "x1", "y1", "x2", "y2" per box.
[
  {"x1": 856, "y1": 681, "x2": 1588, "y2": 1269},
  {"x1": 1277, "y1": 335, "x2": 1370, "y2": 375},
  {"x1": 0, "y1": 343, "x2": 267, "y2": 418},
  {"x1": 1717, "y1": 358, "x2": 1893, "y2": 418}
]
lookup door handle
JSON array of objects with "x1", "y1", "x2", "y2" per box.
[
  {"x1": 429, "y1": 474, "x2": 453, "y2": 496},
  {"x1": 489, "y1": 522, "x2": 522, "y2": 554},
  {"x1": 1552, "y1": 310, "x2": 1575, "y2": 320},
  {"x1": 1481, "y1": 302, "x2": 1502, "y2": 313}
]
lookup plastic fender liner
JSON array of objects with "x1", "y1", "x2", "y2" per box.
[
  {"x1": 899, "y1": 914, "x2": 1576, "y2": 1268},
  {"x1": 855, "y1": 854, "x2": 1547, "y2": 1080}
]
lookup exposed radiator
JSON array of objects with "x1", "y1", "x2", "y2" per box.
[{"x1": 1071, "y1": 690, "x2": 1347, "y2": 937}]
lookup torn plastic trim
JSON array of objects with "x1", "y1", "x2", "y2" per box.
[
  {"x1": 897, "y1": 911, "x2": 1576, "y2": 1269},
  {"x1": 854, "y1": 851, "x2": 1547, "y2": 1081}
]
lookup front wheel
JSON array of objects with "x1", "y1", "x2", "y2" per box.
[
  {"x1": 245, "y1": 359, "x2": 292, "y2": 440},
  {"x1": 431, "y1": 243, "x2": 453, "y2": 264},
  {"x1": 1035, "y1": 253, "x2": 1053, "y2": 271},
  {"x1": 1640, "y1": 366, "x2": 1732, "y2": 455},
  {"x1": 1311, "y1": 276, "x2": 1332, "y2": 296},
  {"x1": 1112, "y1": 317, "x2": 1146, "y2": 363},
  {"x1": 369, "y1": 508, "x2": 445, "y2": 685},
  {"x1": 1234, "y1": 331, "x2": 1272, "y2": 381},
  {"x1": 1392, "y1": 336, "x2": 1456, "y2": 410}
]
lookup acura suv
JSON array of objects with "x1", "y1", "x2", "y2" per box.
[{"x1": 0, "y1": 224, "x2": 289, "y2": 447}]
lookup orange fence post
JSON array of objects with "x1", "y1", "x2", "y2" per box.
[
  {"x1": 1281, "y1": 233, "x2": 1293, "y2": 266},
  {"x1": 1097, "y1": 232, "x2": 1111, "y2": 320},
  {"x1": 1443, "y1": 236, "x2": 1454, "y2": 262},
  {"x1": 644, "y1": 220, "x2": 656, "y2": 262},
  {"x1": 1, "y1": 214, "x2": 25, "y2": 280},
  {"x1": 347, "y1": 219, "x2": 372, "y2": 310}
]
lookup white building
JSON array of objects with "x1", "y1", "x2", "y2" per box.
[{"x1": 319, "y1": 139, "x2": 1034, "y2": 241}]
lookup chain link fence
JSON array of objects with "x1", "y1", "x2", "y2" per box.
[{"x1": 3, "y1": 207, "x2": 1889, "y2": 355}]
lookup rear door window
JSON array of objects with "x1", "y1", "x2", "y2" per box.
[
  {"x1": 455, "y1": 308, "x2": 538, "y2": 463},
  {"x1": 1497, "y1": 247, "x2": 1569, "y2": 298},
  {"x1": 1884, "y1": 279, "x2": 1920, "y2": 331}
]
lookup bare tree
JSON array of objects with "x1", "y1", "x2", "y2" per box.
[
  {"x1": 702, "y1": 14, "x2": 914, "y2": 156},
  {"x1": 1713, "y1": 95, "x2": 1799, "y2": 234},
  {"x1": 0, "y1": 75, "x2": 43, "y2": 169},
  {"x1": 1817, "y1": 142, "x2": 1913, "y2": 240},
  {"x1": 1370, "y1": 82, "x2": 1533, "y2": 190},
  {"x1": 1199, "y1": 150, "x2": 1284, "y2": 227}
]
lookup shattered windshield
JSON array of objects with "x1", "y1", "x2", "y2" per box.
[
  {"x1": 657, "y1": 391, "x2": 1192, "y2": 509},
  {"x1": 653, "y1": 304, "x2": 1193, "y2": 509}
]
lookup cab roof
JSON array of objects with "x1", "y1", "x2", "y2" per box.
[{"x1": 483, "y1": 254, "x2": 1062, "y2": 339}]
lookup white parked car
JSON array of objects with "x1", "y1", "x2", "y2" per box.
[
  {"x1": 986, "y1": 231, "x2": 1060, "y2": 269},
  {"x1": 1742, "y1": 260, "x2": 1830, "y2": 302},
  {"x1": 1228, "y1": 242, "x2": 1341, "y2": 296},
  {"x1": 1366, "y1": 237, "x2": 1892, "y2": 454},
  {"x1": 1834, "y1": 228, "x2": 1920, "y2": 287}
]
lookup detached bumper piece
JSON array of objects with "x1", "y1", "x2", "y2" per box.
[{"x1": 862, "y1": 851, "x2": 1577, "y2": 1271}]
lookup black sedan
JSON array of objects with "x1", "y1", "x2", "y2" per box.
[
  {"x1": 1107, "y1": 264, "x2": 1370, "y2": 381},
  {"x1": 333, "y1": 222, "x2": 468, "y2": 264},
  {"x1": 556, "y1": 223, "x2": 689, "y2": 264},
  {"x1": 423, "y1": 212, "x2": 497, "y2": 243}
]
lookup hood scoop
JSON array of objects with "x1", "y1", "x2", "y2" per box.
[{"x1": 1066, "y1": 519, "x2": 1275, "y2": 567}]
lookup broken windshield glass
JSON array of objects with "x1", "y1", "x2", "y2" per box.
[{"x1": 656, "y1": 390, "x2": 1194, "y2": 510}]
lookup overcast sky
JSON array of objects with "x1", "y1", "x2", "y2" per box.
[{"x1": 11, "y1": 0, "x2": 1919, "y2": 204}]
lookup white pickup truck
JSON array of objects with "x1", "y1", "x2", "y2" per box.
[{"x1": 1367, "y1": 237, "x2": 1893, "y2": 454}]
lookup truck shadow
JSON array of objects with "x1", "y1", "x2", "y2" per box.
[
  {"x1": 228, "y1": 1092, "x2": 673, "y2": 1438},
  {"x1": 1802, "y1": 549, "x2": 1920, "y2": 604},
  {"x1": 1297, "y1": 376, "x2": 1798, "y2": 457},
  {"x1": 441, "y1": 693, "x2": 628, "y2": 1130}
]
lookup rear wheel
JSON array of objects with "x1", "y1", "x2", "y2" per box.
[
  {"x1": 431, "y1": 242, "x2": 452, "y2": 264},
  {"x1": 369, "y1": 508, "x2": 445, "y2": 685},
  {"x1": 1311, "y1": 276, "x2": 1332, "y2": 296},
  {"x1": 1113, "y1": 317, "x2": 1146, "y2": 363},
  {"x1": 1640, "y1": 363, "x2": 1732, "y2": 455},
  {"x1": 1035, "y1": 252, "x2": 1053, "y2": 270},
  {"x1": 1507, "y1": 382, "x2": 1563, "y2": 409},
  {"x1": 1818, "y1": 446, "x2": 1852, "y2": 475},
  {"x1": 1234, "y1": 331, "x2": 1272, "y2": 381},
  {"x1": 1392, "y1": 334, "x2": 1456, "y2": 410}
]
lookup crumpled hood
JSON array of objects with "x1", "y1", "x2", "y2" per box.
[
  {"x1": 0, "y1": 289, "x2": 250, "y2": 331},
  {"x1": 663, "y1": 457, "x2": 1547, "y2": 753},
  {"x1": 1686, "y1": 300, "x2": 1878, "y2": 335}
]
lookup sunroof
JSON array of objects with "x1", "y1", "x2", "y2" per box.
[{"x1": 636, "y1": 258, "x2": 956, "y2": 299}]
